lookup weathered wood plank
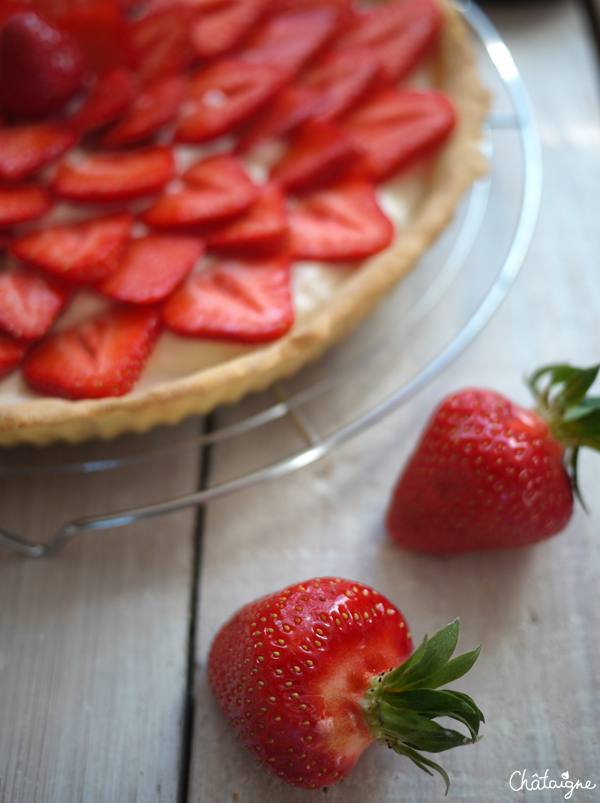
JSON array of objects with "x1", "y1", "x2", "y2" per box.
[
  {"x1": 188, "y1": 2, "x2": 600, "y2": 801},
  {"x1": 0, "y1": 419, "x2": 203, "y2": 803}
]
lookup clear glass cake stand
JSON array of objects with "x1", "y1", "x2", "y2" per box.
[{"x1": 0, "y1": 1, "x2": 542, "y2": 557}]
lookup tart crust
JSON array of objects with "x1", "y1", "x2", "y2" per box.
[{"x1": 0, "y1": 0, "x2": 489, "y2": 446}]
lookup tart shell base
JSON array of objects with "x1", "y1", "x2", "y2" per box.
[{"x1": 0, "y1": 0, "x2": 490, "y2": 446}]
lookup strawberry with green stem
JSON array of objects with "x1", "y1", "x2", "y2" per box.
[
  {"x1": 387, "y1": 364, "x2": 600, "y2": 553},
  {"x1": 208, "y1": 577, "x2": 483, "y2": 792}
]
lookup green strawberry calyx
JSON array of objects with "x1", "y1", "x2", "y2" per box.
[
  {"x1": 361, "y1": 619, "x2": 483, "y2": 795},
  {"x1": 528, "y1": 363, "x2": 600, "y2": 507}
]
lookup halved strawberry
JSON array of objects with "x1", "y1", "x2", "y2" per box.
[
  {"x1": 162, "y1": 252, "x2": 294, "y2": 342},
  {"x1": 0, "y1": 123, "x2": 77, "y2": 183},
  {"x1": 240, "y1": 8, "x2": 339, "y2": 81},
  {"x1": 52, "y1": 145, "x2": 175, "y2": 202},
  {"x1": 0, "y1": 263, "x2": 70, "y2": 340},
  {"x1": 23, "y1": 305, "x2": 161, "y2": 398},
  {"x1": 11, "y1": 211, "x2": 133, "y2": 283},
  {"x1": 58, "y1": 0, "x2": 135, "y2": 74},
  {"x1": 142, "y1": 152, "x2": 258, "y2": 228},
  {"x1": 190, "y1": 0, "x2": 268, "y2": 61},
  {"x1": 175, "y1": 58, "x2": 284, "y2": 143},
  {"x1": 335, "y1": 0, "x2": 442, "y2": 83},
  {"x1": 0, "y1": 182, "x2": 53, "y2": 228},
  {"x1": 300, "y1": 46, "x2": 381, "y2": 122},
  {"x1": 96, "y1": 233, "x2": 204, "y2": 304},
  {"x1": 340, "y1": 88, "x2": 456, "y2": 181},
  {"x1": 287, "y1": 178, "x2": 394, "y2": 261},
  {"x1": 270, "y1": 118, "x2": 359, "y2": 194},
  {"x1": 0, "y1": 332, "x2": 28, "y2": 378},
  {"x1": 131, "y1": 6, "x2": 194, "y2": 86},
  {"x1": 101, "y1": 75, "x2": 184, "y2": 147},
  {"x1": 236, "y1": 85, "x2": 328, "y2": 153},
  {"x1": 205, "y1": 182, "x2": 288, "y2": 254},
  {"x1": 68, "y1": 67, "x2": 138, "y2": 133}
]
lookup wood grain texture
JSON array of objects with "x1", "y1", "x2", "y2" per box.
[
  {"x1": 0, "y1": 419, "x2": 203, "y2": 803},
  {"x1": 189, "y1": 2, "x2": 600, "y2": 801}
]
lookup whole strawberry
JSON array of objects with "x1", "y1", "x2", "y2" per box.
[
  {"x1": 208, "y1": 577, "x2": 483, "y2": 791},
  {"x1": 386, "y1": 364, "x2": 600, "y2": 553},
  {"x1": 0, "y1": 9, "x2": 87, "y2": 119}
]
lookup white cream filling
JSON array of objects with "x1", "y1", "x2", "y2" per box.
[
  {"x1": 0, "y1": 171, "x2": 425, "y2": 405},
  {"x1": 0, "y1": 51, "x2": 433, "y2": 408}
]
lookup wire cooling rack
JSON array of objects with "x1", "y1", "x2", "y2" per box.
[{"x1": 0, "y1": 1, "x2": 542, "y2": 557}]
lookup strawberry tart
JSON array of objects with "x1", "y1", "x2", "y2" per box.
[{"x1": 0, "y1": 0, "x2": 489, "y2": 445}]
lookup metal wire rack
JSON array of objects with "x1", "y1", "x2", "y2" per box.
[{"x1": 0, "y1": 1, "x2": 542, "y2": 557}]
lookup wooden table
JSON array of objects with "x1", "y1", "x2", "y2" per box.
[{"x1": 2, "y1": 2, "x2": 600, "y2": 801}]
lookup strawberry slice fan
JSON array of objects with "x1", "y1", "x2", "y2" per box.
[{"x1": 0, "y1": 0, "x2": 492, "y2": 446}]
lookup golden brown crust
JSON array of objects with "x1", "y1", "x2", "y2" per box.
[{"x1": 0, "y1": 0, "x2": 490, "y2": 446}]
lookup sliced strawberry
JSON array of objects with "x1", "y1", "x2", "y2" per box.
[
  {"x1": 131, "y1": 6, "x2": 194, "y2": 86},
  {"x1": 142, "y1": 153, "x2": 258, "y2": 228},
  {"x1": 101, "y1": 75, "x2": 184, "y2": 147},
  {"x1": 205, "y1": 182, "x2": 287, "y2": 254},
  {"x1": 52, "y1": 145, "x2": 175, "y2": 202},
  {"x1": 190, "y1": 0, "x2": 268, "y2": 61},
  {"x1": 287, "y1": 178, "x2": 394, "y2": 261},
  {"x1": 96, "y1": 233, "x2": 203, "y2": 304},
  {"x1": 0, "y1": 123, "x2": 77, "y2": 183},
  {"x1": 23, "y1": 305, "x2": 161, "y2": 398},
  {"x1": 270, "y1": 118, "x2": 359, "y2": 194},
  {"x1": 0, "y1": 182, "x2": 53, "y2": 228},
  {"x1": 0, "y1": 332, "x2": 28, "y2": 378},
  {"x1": 68, "y1": 67, "x2": 138, "y2": 134},
  {"x1": 58, "y1": 0, "x2": 135, "y2": 74},
  {"x1": 11, "y1": 211, "x2": 133, "y2": 283},
  {"x1": 240, "y1": 8, "x2": 339, "y2": 81},
  {"x1": 162, "y1": 252, "x2": 293, "y2": 342},
  {"x1": 334, "y1": 0, "x2": 442, "y2": 83},
  {"x1": 300, "y1": 46, "x2": 381, "y2": 122},
  {"x1": 236, "y1": 85, "x2": 328, "y2": 153},
  {"x1": 340, "y1": 88, "x2": 456, "y2": 181},
  {"x1": 0, "y1": 263, "x2": 70, "y2": 340},
  {"x1": 175, "y1": 58, "x2": 284, "y2": 143}
]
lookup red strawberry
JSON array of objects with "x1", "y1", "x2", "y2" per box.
[
  {"x1": 142, "y1": 153, "x2": 258, "y2": 228},
  {"x1": 288, "y1": 178, "x2": 394, "y2": 261},
  {"x1": 208, "y1": 577, "x2": 483, "y2": 791},
  {"x1": 0, "y1": 9, "x2": 87, "y2": 119},
  {"x1": 340, "y1": 88, "x2": 456, "y2": 181},
  {"x1": 52, "y1": 145, "x2": 175, "y2": 202},
  {"x1": 299, "y1": 46, "x2": 381, "y2": 122},
  {"x1": 162, "y1": 252, "x2": 294, "y2": 342},
  {"x1": 23, "y1": 304, "x2": 161, "y2": 398},
  {"x1": 0, "y1": 123, "x2": 77, "y2": 183},
  {"x1": 204, "y1": 181, "x2": 288, "y2": 254},
  {"x1": 0, "y1": 263, "x2": 70, "y2": 340},
  {"x1": 0, "y1": 182, "x2": 53, "y2": 228},
  {"x1": 101, "y1": 75, "x2": 184, "y2": 147},
  {"x1": 58, "y1": 0, "x2": 135, "y2": 75},
  {"x1": 0, "y1": 332, "x2": 28, "y2": 378},
  {"x1": 240, "y1": 8, "x2": 339, "y2": 81},
  {"x1": 11, "y1": 211, "x2": 134, "y2": 284},
  {"x1": 385, "y1": 365, "x2": 600, "y2": 553},
  {"x1": 334, "y1": 0, "x2": 442, "y2": 83},
  {"x1": 175, "y1": 58, "x2": 284, "y2": 144},
  {"x1": 236, "y1": 85, "x2": 328, "y2": 153},
  {"x1": 190, "y1": 0, "x2": 268, "y2": 61},
  {"x1": 131, "y1": 6, "x2": 194, "y2": 86},
  {"x1": 96, "y1": 233, "x2": 204, "y2": 304},
  {"x1": 270, "y1": 118, "x2": 359, "y2": 194},
  {"x1": 68, "y1": 66, "x2": 138, "y2": 134}
]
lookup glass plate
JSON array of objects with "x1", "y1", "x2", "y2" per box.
[{"x1": 0, "y1": 1, "x2": 542, "y2": 556}]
